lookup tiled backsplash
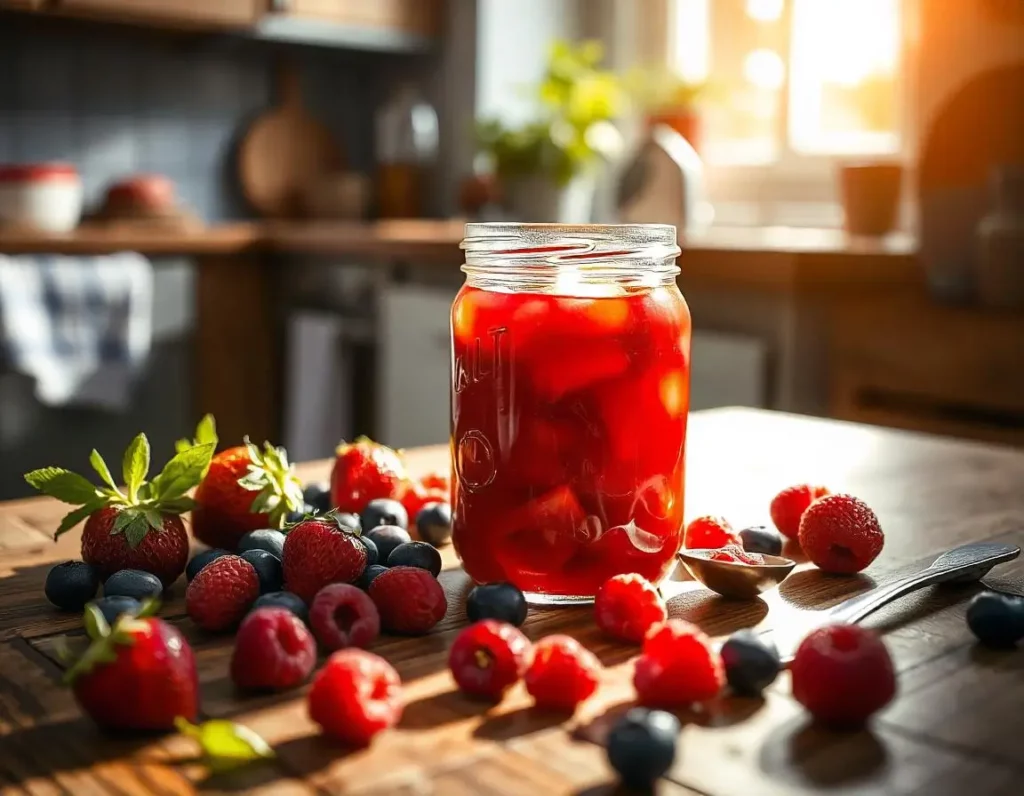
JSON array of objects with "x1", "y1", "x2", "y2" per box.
[{"x1": 0, "y1": 16, "x2": 379, "y2": 220}]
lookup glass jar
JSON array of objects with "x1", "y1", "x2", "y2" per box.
[{"x1": 450, "y1": 223, "x2": 691, "y2": 604}]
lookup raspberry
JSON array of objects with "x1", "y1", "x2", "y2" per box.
[
  {"x1": 308, "y1": 649, "x2": 403, "y2": 746},
  {"x1": 231, "y1": 607, "x2": 317, "y2": 691},
  {"x1": 524, "y1": 635, "x2": 601, "y2": 711},
  {"x1": 369, "y1": 566, "x2": 448, "y2": 634},
  {"x1": 448, "y1": 620, "x2": 531, "y2": 700},
  {"x1": 595, "y1": 574, "x2": 667, "y2": 643},
  {"x1": 282, "y1": 518, "x2": 368, "y2": 604},
  {"x1": 770, "y1": 484, "x2": 831, "y2": 539},
  {"x1": 708, "y1": 545, "x2": 765, "y2": 565},
  {"x1": 683, "y1": 516, "x2": 739, "y2": 549},
  {"x1": 790, "y1": 624, "x2": 895, "y2": 726},
  {"x1": 798, "y1": 494, "x2": 884, "y2": 574},
  {"x1": 633, "y1": 620, "x2": 724, "y2": 707},
  {"x1": 186, "y1": 555, "x2": 260, "y2": 632},
  {"x1": 310, "y1": 584, "x2": 381, "y2": 651}
]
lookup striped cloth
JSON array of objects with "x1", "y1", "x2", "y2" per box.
[{"x1": 0, "y1": 253, "x2": 153, "y2": 410}]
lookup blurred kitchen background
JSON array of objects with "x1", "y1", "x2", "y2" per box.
[{"x1": 0, "y1": 0, "x2": 1022, "y2": 499}]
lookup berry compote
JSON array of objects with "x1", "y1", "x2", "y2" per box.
[{"x1": 451, "y1": 224, "x2": 690, "y2": 603}]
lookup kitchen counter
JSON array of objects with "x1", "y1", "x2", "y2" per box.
[{"x1": 0, "y1": 408, "x2": 1022, "y2": 794}]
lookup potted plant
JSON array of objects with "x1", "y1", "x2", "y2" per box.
[
  {"x1": 475, "y1": 40, "x2": 624, "y2": 223},
  {"x1": 626, "y1": 67, "x2": 709, "y2": 154}
]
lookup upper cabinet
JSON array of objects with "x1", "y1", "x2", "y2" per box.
[
  {"x1": 56, "y1": 0, "x2": 259, "y2": 27},
  {"x1": 272, "y1": 0, "x2": 438, "y2": 38},
  {"x1": 0, "y1": 0, "x2": 46, "y2": 8}
]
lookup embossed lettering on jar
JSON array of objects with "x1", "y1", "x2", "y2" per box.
[{"x1": 450, "y1": 224, "x2": 691, "y2": 603}]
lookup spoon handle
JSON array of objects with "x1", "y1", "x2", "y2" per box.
[{"x1": 821, "y1": 541, "x2": 1020, "y2": 627}]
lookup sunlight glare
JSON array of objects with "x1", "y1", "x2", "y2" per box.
[
  {"x1": 743, "y1": 49, "x2": 786, "y2": 91},
  {"x1": 791, "y1": 0, "x2": 899, "y2": 87},
  {"x1": 745, "y1": 0, "x2": 784, "y2": 22}
]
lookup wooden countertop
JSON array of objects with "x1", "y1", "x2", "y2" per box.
[
  {"x1": 0, "y1": 221, "x2": 921, "y2": 290},
  {"x1": 1, "y1": 408, "x2": 1022, "y2": 794}
]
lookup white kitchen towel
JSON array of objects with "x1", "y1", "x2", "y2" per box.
[{"x1": 0, "y1": 253, "x2": 153, "y2": 410}]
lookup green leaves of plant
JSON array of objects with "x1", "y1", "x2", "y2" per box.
[
  {"x1": 111, "y1": 509, "x2": 152, "y2": 548},
  {"x1": 54, "y1": 499, "x2": 106, "y2": 539},
  {"x1": 175, "y1": 718, "x2": 275, "y2": 772},
  {"x1": 150, "y1": 443, "x2": 215, "y2": 502},
  {"x1": 25, "y1": 468, "x2": 102, "y2": 505},
  {"x1": 123, "y1": 434, "x2": 151, "y2": 502},
  {"x1": 236, "y1": 437, "x2": 304, "y2": 530},
  {"x1": 89, "y1": 449, "x2": 121, "y2": 494}
]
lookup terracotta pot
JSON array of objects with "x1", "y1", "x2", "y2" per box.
[
  {"x1": 646, "y1": 110, "x2": 702, "y2": 154},
  {"x1": 839, "y1": 162, "x2": 903, "y2": 236}
]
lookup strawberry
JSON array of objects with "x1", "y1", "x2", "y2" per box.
[
  {"x1": 282, "y1": 514, "x2": 369, "y2": 603},
  {"x1": 330, "y1": 437, "x2": 407, "y2": 514},
  {"x1": 25, "y1": 419, "x2": 217, "y2": 587},
  {"x1": 193, "y1": 437, "x2": 304, "y2": 550},
  {"x1": 399, "y1": 481, "x2": 449, "y2": 530},
  {"x1": 65, "y1": 601, "x2": 198, "y2": 731}
]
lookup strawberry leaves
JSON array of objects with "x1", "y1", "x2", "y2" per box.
[
  {"x1": 24, "y1": 468, "x2": 102, "y2": 505},
  {"x1": 123, "y1": 433, "x2": 151, "y2": 502},
  {"x1": 236, "y1": 437, "x2": 304, "y2": 530},
  {"x1": 175, "y1": 718, "x2": 275, "y2": 772},
  {"x1": 89, "y1": 449, "x2": 122, "y2": 495}
]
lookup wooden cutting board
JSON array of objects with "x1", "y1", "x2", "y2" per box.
[{"x1": 238, "y1": 62, "x2": 344, "y2": 218}]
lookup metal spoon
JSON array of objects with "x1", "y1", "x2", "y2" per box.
[{"x1": 676, "y1": 548, "x2": 797, "y2": 600}]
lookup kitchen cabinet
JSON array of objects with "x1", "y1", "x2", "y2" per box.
[
  {"x1": 0, "y1": 0, "x2": 46, "y2": 8},
  {"x1": 57, "y1": 0, "x2": 258, "y2": 27},
  {"x1": 272, "y1": 0, "x2": 439, "y2": 37}
]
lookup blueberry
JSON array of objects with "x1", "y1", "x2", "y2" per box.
[
  {"x1": 739, "y1": 525, "x2": 783, "y2": 557},
  {"x1": 187, "y1": 549, "x2": 230, "y2": 582},
  {"x1": 334, "y1": 512, "x2": 361, "y2": 532},
  {"x1": 89, "y1": 595, "x2": 141, "y2": 626},
  {"x1": 607, "y1": 707, "x2": 680, "y2": 789},
  {"x1": 237, "y1": 529, "x2": 286, "y2": 558},
  {"x1": 356, "y1": 564, "x2": 389, "y2": 591},
  {"x1": 416, "y1": 502, "x2": 452, "y2": 547},
  {"x1": 357, "y1": 534, "x2": 379, "y2": 566},
  {"x1": 44, "y1": 561, "x2": 100, "y2": 611},
  {"x1": 286, "y1": 505, "x2": 315, "y2": 524},
  {"x1": 721, "y1": 629, "x2": 782, "y2": 695},
  {"x1": 251, "y1": 591, "x2": 308, "y2": 623},
  {"x1": 240, "y1": 549, "x2": 284, "y2": 594},
  {"x1": 466, "y1": 582, "x2": 528, "y2": 627},
  {"x1": 104, "y1": 569, "x2": 162, "y2": 601},
  {"x1": 303, "y1": 482, "x2": 332, "y2": 514},
  {"x1": 966, "y1": 590, "x2": 1024, "y2": 648},
  {"x1": 387, "y1": 541, "x2": 443, "y2": 577},
  {"x1": 365, "y1": 524, "x2": 411, "y2": 562},
  {"x1": 361, "y1": 498, "x2": 408, "y2": 532}
]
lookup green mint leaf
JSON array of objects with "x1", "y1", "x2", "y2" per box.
[
  {"x1": 136, "y1": 598, "x2": 161, "y2": 619},
  {"x1": 54, "y1": 499, "x2": 104, "y2": 539},
  {"x1": 123, "y1": 434, "x2": 151, "y2": 501},
  {"x1": 160, "y1": 496, "x2": 196, "y2": 514},
  {"x1": 89, "y1": 450, "x2": 120, "y2": 492},
  {"x1": 152, "y1": 443, "x2": 215, "y2": 501},
  {"x1": 25, "y1": 468, "x2": 100, "y2": 505},
  {"x1": 144, "y1": 510, "x2": 164, "y2": 531},
  {"x1": 195, "y1": 414, "x2": 218, "y2": 446},
  {"x1": 175, "y1": 438, "x2": 191, "y2": 454},
  {"x1": 175, "y1": 718, "x2": 275, "y2": 770},
  {"x1": 83, "y1": 604, "x2": 111, "y2": 641},
  {"x1": 121, "y1": 512, "x2": 151, "y2": 549}
]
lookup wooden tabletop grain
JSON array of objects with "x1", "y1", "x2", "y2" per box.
[{"x1": 1, "y1": 408, "x2": 1022, "y2": 795}]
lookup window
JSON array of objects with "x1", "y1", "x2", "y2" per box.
[{"x1": 671, "y1": 0, "x2": 907, "y2": 225}]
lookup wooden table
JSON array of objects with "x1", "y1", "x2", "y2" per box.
[{"x1": 1, "y1": 408, "x2": 1022, "y2": 795}]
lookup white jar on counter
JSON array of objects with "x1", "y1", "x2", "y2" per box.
[{"x1": 0, "y1": 163, "x2": 84, "y2": 233}]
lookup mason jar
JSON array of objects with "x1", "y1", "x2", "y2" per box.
[{"x1": 450, "y1": 224, "x2": 690, "y2": 604}]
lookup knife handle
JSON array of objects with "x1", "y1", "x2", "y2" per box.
[{"x1": 822, "y1": 541, "x2": 1020, "y2": 627}]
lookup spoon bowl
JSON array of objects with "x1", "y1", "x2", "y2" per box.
[{"x1": 677, "y1": 549, "x2": 797, "y2": 600}]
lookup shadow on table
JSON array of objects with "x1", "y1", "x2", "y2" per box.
[
  {"x1": 777, "y1": 568, "x2": 874, "y2": 609},
  {"x1": 665, "y1": 588, "x2": 769, "y2": 636}
]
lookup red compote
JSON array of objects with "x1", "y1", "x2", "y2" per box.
[{"x1": 451, "y1": 224, "x2": 690, "y2": 603}]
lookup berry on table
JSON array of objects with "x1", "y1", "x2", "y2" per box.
[
  {"x1": 606, "y1": 707, "x2": 680, "y2": 790},
  {"x1": 356, "y1": 565, "x2": 389, "y2": 591},
  {"x1": 465, "y1": 582, "x2": 528, "y2": 627},
  {"x1": 186, "y1": 549, "x2": 230, "y2": 582},
  {"x1": 45, "y1": 561, "x2": 100, "y2": 611},
  {"x1": 282, "y1": 516, "x2": 368, "y2": 604},
  {"x1": 416, "y1": 503, "x2": 453, "y2": 547},
  {"x1": 708, "y1": 545, "x2": 765, "y2": 565},
  {"x1": 684, "y1": 516, "x2": 739, "y2": 550},
  {"x1": 88, "y1": 595, "x2": 141, "y2": 626},
  {"x1": 399, "y1": 481, "x2": 448, "y2": 529},
  {"x1": 240, "y1": 549, "x2": 284, "y2": 594},
  {"x1": 364, "y1": 525, "x2": 412, "y2": 563},
  {"x1": 358, "y1": 535, "x2": 380, "y2": 566},
  {"x1": 330, "y1": 438, "x2": 407, "y2": 515},
  {"x1": 369, "y1": 566, "x2": 448, "y2": 634},
  {"x1": 310, "y1": 584, "x2": 381, "y2": 650},
  {"x1": 448, "y1": 620, "x2": 531, "y2": 700},
  {"x1": 286, "y1": 506, "x2": 313, "y2": 525},
  {"x1": 739, "y1": 525, "x2": 783, "y2": 556},
  {"x1": 308, "y1": 649, "x2": 403, "y2": 746},
  {"x1": 633, "y1": 620, "x2": 724, "y2": 707},
  {"x1": 237, "y1": 529, "x2": 286, "y2": 558},
  {"x1": 387, "y1": 541, "x2": 443, "y2": 577},
  {"x1": 798, "y1": 494, "x2": 884, "y2": 574},
  {"x1": 186, "y1": 555, "x2": 260, "y2": 632},
  {"x1": 966, "y1": 590, "x2": 1024, "y2": 648},
  {"x1": 334, "y1": 512, "x2": 361, "y2": 532},
  {"x1": 231, "y1": 607, "x2": 317, "y2": 692},
  {"x1": 595, "y1": 574, "x2": 667, "y2": 644},
  {"x1": 770, "y1": 484, "x2": 831, "y2": 539},
  {"x1": 303, "y1": 482, "x2": 332, "y2": 514},
  {"x1": 361, "y1": 498, "x2": 409, "y2": 533},
  {"x1": 524, "y1": 635, "x2": 601, "y2": 711},
  {"x1": 251, "y1": 591, "x2": 308, "y2": 624},
  {"x1": 790, "y1": 623, "x2": 895, "y2": 727},
  {"x1": 104, "y1": 569, "x2": 163, "y2": 601},
  {"x1": 720, "y1": 629, "x2": 782, "y2": 696}
]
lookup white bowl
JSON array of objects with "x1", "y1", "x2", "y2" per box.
[{"x1": 0, "y1": 163, "x2": 83, "y2": 233}]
